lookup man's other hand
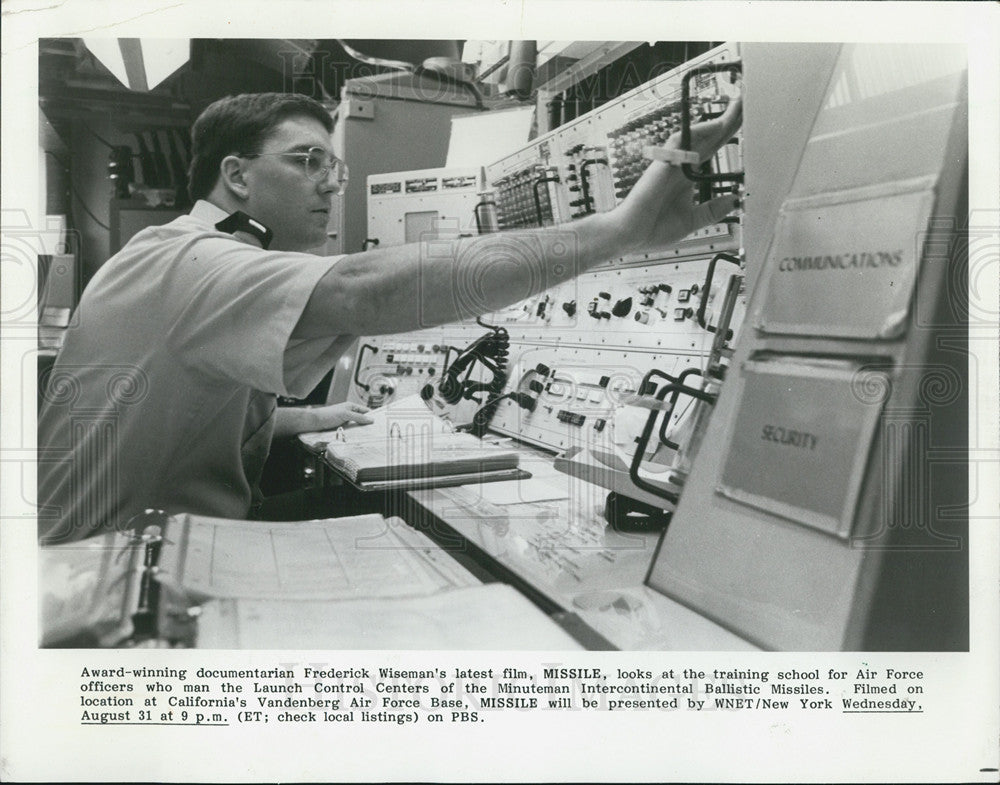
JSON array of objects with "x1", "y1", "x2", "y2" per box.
[
  {"x1": 311, "y1": 401, "x2": 374, "y2": 430},
  {"x1": 274, "y1": 401, "x2": 374, "y2": 438}
]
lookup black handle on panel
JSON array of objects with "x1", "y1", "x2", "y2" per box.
[
  {"x1": 658, "y1": 367, "x2": 704, "y2": 450},
  {"x1": 353, "y1": 343, "x2": 378, "y2": 391},
  {"x1": 696, "y1": 252, "x2": 741, "y2": 335},
  {"x1": 680, "y1": 60, "x2": 743, "y2": 184},
  {"x1": 627, "y1": 369, "x2": 715, "y2": 504}
]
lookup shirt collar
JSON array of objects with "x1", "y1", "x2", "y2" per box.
[
  {"x1": 190, "y1": 199, "x2": 231, "y2": 226},
  {"x1": 191, "y1": 200, "x2": 272, "y2": 249}
]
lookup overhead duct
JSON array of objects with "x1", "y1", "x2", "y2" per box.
[{"x1": 503, "y1": 40, "x2": 537, "y2": 100}]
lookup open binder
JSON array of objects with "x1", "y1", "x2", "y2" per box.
[
  {"x1": 299, "y1": 394, "x2": 529, "y2": 491},
  {"x1": 39, "y1": 511, "x2": 582, "y2": 649}
]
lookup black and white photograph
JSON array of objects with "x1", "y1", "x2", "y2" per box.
[{"x1": 2, "y1": 1, "x2": 998, "y2": 782}]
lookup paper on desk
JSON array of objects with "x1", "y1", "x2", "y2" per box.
[
  {"x1": 515, "y1": 456, "x2": 565, "y2": 481},
  {"x1": 476, "y1": 476, "x2": 570, "y2": 505},
  {"x1": 196, "y1": 583, "x2": 585, "y2": 650},
  {"x1": 157, "y1": 513, "x2": 454, "y2": 601}
]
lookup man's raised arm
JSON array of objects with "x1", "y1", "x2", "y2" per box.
[{"x1": 293, "y1": 96, "x2": 742, "y2": 339}]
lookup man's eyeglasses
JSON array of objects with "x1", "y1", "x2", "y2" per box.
[{"x1": 241, "y1": 147, "x2": 349, "y2": 193}]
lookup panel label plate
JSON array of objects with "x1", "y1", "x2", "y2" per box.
[
  {"x1": 755, "y1": 180, "x2": 936, "y2": 339},
  {"x1": 717, "y1": 357, "x2": 888, "y2": 538},
  {"x1": 370, "y1": 181, "x2": 401, "y2": 195},
  {"x1": 405, "y1": 177, "x2": 439, "y2": 193}
]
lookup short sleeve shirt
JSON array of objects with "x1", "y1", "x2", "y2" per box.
[{"x1": 37, "y1": 200, "x2": 353, "y2": 543}]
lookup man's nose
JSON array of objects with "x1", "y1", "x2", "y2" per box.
[{"x1": 318, "y1": 171, "x2": 338, "y2": 194}]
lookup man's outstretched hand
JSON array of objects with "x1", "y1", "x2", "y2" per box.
[{"x1": 613, "y1": 94, "x2": 743, "y2": 254}]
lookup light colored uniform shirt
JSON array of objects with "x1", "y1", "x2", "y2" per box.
[{"x1": 38, "y1": 200, "x2": 351, "y2": 543}]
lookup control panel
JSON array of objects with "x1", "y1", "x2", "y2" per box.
[
  {"x1": 346, "y1": 167, "x2": 489, "y2": 408},
  {"x1": 484, "y1": 256, "x2": 744, "y2": 456},
  {"x1": 348, "y1": 333, "x2": 456, "y2": 408},
  {"x1": 340, "y1": 251, "x2": 745, "y2": 477},
  {"x1": 334, "y1": 44, "x2": 748, "y2": 513},
  {"x1": 366, "y1": 166, "x2": 482, "y2": 247},
  {"x1": 318, "y1": 41, "x2": 971, "y2": 655},
  {"x1": 485, "y1": 43, "x2": 742, "y2": 260}
]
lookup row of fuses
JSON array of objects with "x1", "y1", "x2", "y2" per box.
[
  {"x1": 380, "y1": 342, "x2": 447, "y2": 353},
  {"x1": 608, "y1": 96, "x2": 731, "y2": 198},
  {"x1": 382, "y1": 352, "x2": 439, "y2": 366},
  {"x1": 493, "y1": 165, "x2": 557, "y2": 229}
]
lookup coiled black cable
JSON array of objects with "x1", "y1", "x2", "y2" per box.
[{"x1": 469, "y1": 326, "x2": 509, "y2": 434}]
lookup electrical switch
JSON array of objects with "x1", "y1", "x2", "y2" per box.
[{"x1": 612, "y1": 297, "x2": 633, "y2": 317}]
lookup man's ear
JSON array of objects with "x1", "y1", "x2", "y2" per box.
[{"x1": 219, "y1": 155, "x2": 250, "y2": 201}]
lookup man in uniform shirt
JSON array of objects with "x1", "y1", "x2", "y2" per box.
[{"x1": 37, "y1": 91, "x2": 742, "y2": 543}]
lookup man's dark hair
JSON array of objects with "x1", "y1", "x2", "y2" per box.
[{"x1": 187, "y1": 93, "x2": 334, "y2": 201}]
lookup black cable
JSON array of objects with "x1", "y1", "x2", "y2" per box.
[
  {"x1": 82, "y1": 124, "x2": 116, "y2": 150},
  {"x1": 696, "y1": 252, "x2": 740, "y2": 334},
  {"x1": 469, "y1": 328, "x2": 510, "y2": 433},
  {"x1": 627, "y1": 370, "x2": 714, "y2": 504},
  {"x1": 71, "y1": 188, "x2": 111, "y2": 231},
  {"x1": 470, "y1": 390, "x2": 533, "y2": 419}
]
